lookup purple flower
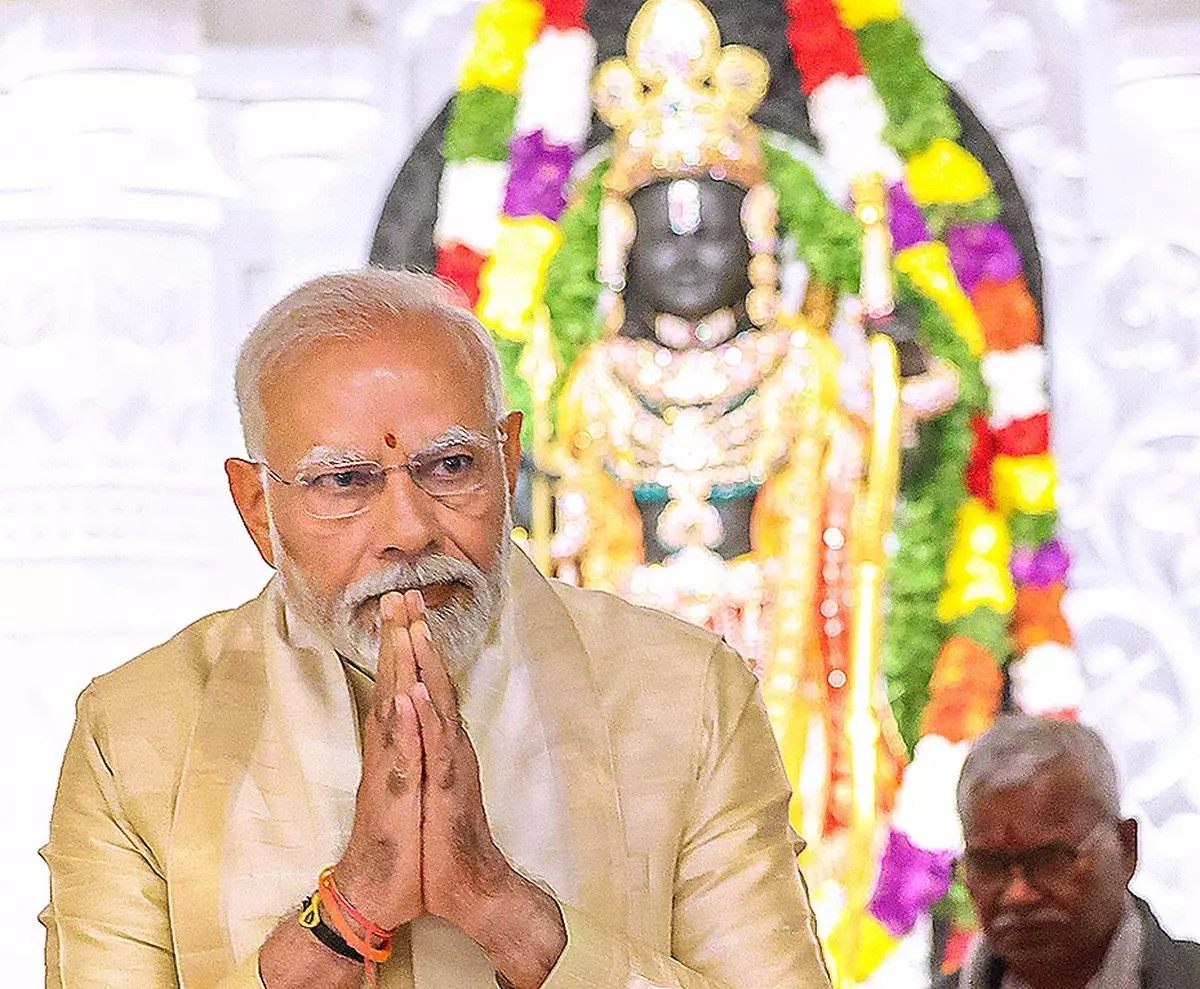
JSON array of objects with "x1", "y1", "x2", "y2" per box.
[
  {"x1": 1011, "y1": 539, "x2": 1071, "y2": 588},
  {"x1": 888, "y1": 183, "x2": 931, "y2": 251},
  {"x1": 503, "y1": 130, "x2": 575, "y2": 222},
  {"x1": 945, "y1": 222, "x2": 1023, "y2": 295},
  {"x1": 868, "y1": 829, "x2": 955, "y2": 936}
]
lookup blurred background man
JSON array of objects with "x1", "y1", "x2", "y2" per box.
[{"x1": 940, "y1": 717, "x2": 1200, "y2": 989}]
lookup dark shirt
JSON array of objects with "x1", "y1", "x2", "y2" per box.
[{"x1": 930, "y1": 896, "x2": 1200, "y2": 989}]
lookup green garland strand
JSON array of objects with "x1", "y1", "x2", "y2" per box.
[
  {"x1": 856, "y1": 19, "x2": 961, "y2": 159},
  {"x1": 1009, "y1": 510, "x2": 1058, "y2": 550},
  {"x1": 932, "y1": 877, "x2": 978, "y2": 927},
  {"x1": 444, "y1": 88, "x2": 519, "y2": 162},
  {"x1": 922, "y1": 194, "x2": 1002, "y2": 239},
  {"x1": 495, "y1": 337, "x2": 534, "y2": 449},
  {"x1": 884, "y1": 408, "x2": 969, "y2": 751},
  {"x1": 494, "y1": 162, "x2": 607, "y2": 450},
  {"x1": 949, "y1": 608, "x2": 1011, "y2": 664},
  {"x1": 883, "y1": 271, "x2": 986, "y2": 752},
  {"x1": 762, "y1": 140, "x2": 862, "y2": 294},
  {"x1": 898, "y1": 272, "x2": 988, "y2": 411},
  {"x1": 543, "y1": 164, "x2": 608, "y2": 382}
]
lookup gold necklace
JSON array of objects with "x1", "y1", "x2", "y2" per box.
[
  {"x1": 570, "y1": 329, "x2": 821, "y2": 494},
  {"x1": 601, "y1": 328, "x2": 792, "y2": 415}
]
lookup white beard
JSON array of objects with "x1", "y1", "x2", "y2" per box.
[{"x1": 269, "y1": 512, "x2": 512, "y2": 676}]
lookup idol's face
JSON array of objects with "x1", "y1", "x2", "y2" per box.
[
  {"x1": 961, "y1": 762, "x2": 1138, "y2": 988},
  {"x1": 624, "y1": 177, "x2": 752, "y2": 324},
  {"x1": 227, "y1": 319, "x2": 521, "y2": 668}
]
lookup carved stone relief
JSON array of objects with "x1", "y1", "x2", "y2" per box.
[{"x1": 909, "y1": 0, "x2": 1200, "y2": 944}]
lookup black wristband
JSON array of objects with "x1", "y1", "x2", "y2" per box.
[{"x1": 299, "y1": 897, "x2": 364, "y2": 963}]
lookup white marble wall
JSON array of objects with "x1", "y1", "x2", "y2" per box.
[
  {"x1": 2, "y1": 0, "x2": 1199, "y2": 984},
  {"x1": 909, "y1": 0, "x2": 1200, "y2": 945},
  {"x1": 0, "y1": 1, "x2": 419, "y2": 981}
]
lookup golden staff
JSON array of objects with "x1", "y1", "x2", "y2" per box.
[
  {"x1": 829, "y1": 174, "x2": 904, "y2": 980},
  {"x1": 833, "y1": 333, "x2": 901, "y2": 980},
  {"x1": 517, "y1": 305, "x2": 559, "y2": 574}
]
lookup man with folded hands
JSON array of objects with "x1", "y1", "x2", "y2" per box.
[{"x1": 42, "y1": 268, "x2": 831, "y2": 989}]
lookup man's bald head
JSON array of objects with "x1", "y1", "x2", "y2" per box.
[{"x1": 235, "y1": 268, "x2": 503, "y2": 460}]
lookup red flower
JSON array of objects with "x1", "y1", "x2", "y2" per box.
[
  {"x1": 941, "y1": 927, "x2": 974, "y2": 975},
  {"x1": 994, "y1": 413, "x2": 1050, "y2": 457},
  {"x1": 966, "y1": 415, "x2": 996, "y2": 506},
  {"x1": 435, "y1": 243, "x2": 488, "y2": 310},
  {"x1": 542, "y1": 0, "x2": 587, "y2": 30},
  {"x1": 784, "y1": 0, "x2": 864, "y2": 94}
]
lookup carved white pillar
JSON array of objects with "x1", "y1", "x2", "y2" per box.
[{"x1": 0, "y1": 3, "x2": 240, "y2": 979}]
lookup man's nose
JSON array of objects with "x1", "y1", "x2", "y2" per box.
[
  {"x1": 996, "y1": 865, "x2": 1041, "y2": 907},
  {"x1": 372, "y1": 466, "x2": 439, "y2": 556}
]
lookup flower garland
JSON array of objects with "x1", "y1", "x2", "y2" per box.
[
  {"x1": 784, "y1": 0, "x2": 1084, "y2": 976},
  {"x1": 433, "y1": 0, "x2": 1082, "y2": 978},
  {"x1": 434, "y1": 0, "x2": 597, "y2": 445}
]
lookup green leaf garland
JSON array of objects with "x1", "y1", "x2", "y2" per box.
[
  {"x1": 444, "y1": 88, "x2": 520, "y2": 162},
  {"x1": 763, "y1": 140, "x2": 862, "y2": 294},
  {"x1": 856, "y1": 19, "x2": 961, "y2": 159},
  {"x1": 883, "y1": 272, "x2": 984, "y2": 752}
]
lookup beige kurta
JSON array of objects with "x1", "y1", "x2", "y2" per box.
[{"x1": 41, "y1": 547, "x2": 831, "y2": 989}]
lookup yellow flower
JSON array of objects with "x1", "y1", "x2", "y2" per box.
[
  {"x1": 993, "y1": 454, "x2": 1058, "y2": 515},
  {"x1": 458, "y1": 0, "x2": 544, "y2": 94},
  {"x1": 477, "y1": 217, "x2": 563, "y2": 340},
  {"x1": 905, "y1": 138, "x2": 993, "y2": 206},
  {"x1": 939, "y1": 498, "x2": 1016, "y2": 621},
  {"x1": 947, "y1": 498, "x2": 1011, "y2": 570},
  {"x1": 834, "y1": 0, "x2": 901, "y2": 29},
  {"x1": 896, "y1": 242, "x2": 985, "y2": 356},
  {"x1": 834, "y1": 914, "x2": 899, "y2": 982},
  {"x1": 938, "y1": 571, "x2": 1014, "y2": 622}
]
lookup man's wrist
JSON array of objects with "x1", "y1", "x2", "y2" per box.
[{"x1": 462, "y1": 869, "x2": 567, "y2": 989}]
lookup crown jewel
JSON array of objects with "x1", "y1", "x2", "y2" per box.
[{"x1": 592, "y1": 0, "x2": 771, "y2": 196}]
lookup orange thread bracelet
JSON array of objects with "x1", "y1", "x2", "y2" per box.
[
  {"x1": 322, "y1": 866, "x2": 394, "y2": 944},
  {"x1": 316, "y1": 868, "x2": 392, "y2": 985}
]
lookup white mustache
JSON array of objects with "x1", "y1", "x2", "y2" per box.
[
  {"x1": 991, "y1": 909, "x2": 1071, "y2": 936},
  {"x1": 341, "y1": 556, "x2": 486, "y2": 617}
]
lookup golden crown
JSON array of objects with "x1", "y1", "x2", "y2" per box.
[{"x1": 592, "y1": 0, "x2": 771, "y2": 197}]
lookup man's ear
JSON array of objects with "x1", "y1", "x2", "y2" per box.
[
  {"x1": 1117, "y1": 817, "x2": 1138, "y2": 883},
  {"x1": 501, "y1": 410, "x2": 524, "y2": 499},
  {"x1": 225, "y1": 458, "x2": 276, "y2": 568}
]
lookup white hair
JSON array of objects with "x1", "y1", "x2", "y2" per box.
[
  {"x1": 235, "y1": 268, "x2": 505, "y2": 459},
  {"x1": 956, "y1": 715, "x2": 1123, "y2": 826}
]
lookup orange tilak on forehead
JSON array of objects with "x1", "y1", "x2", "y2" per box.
[{"x1": 384, "y1": 432, "x2": 398, "y2": 449}]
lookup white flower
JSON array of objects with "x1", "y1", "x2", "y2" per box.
[
  {"x1": 891, "y1": 735, "x2": 969, "y2": 853},
  {"x1": 434, "y1": 160, "x2": 509, "y2": 253},
  {"x1": 981, "y1": 344, "x2": 1049, "y2": 429},
  {"x1": 514, "y1": 28, "x2": 597, "y2": 149},
  {"x1": 1010, "y1": 642, "x2": 1086, "y2": 716},
  {"x1": 808, "y1": 74, "x2": 904, "y2": 184}
]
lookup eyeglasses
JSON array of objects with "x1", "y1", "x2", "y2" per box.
[
  {"x1": 960, "y1": 820, "x2": 1108, "y2": 892},
  {"x1": 257, "y1": 427, "x2": 506, "y2": 520}
]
